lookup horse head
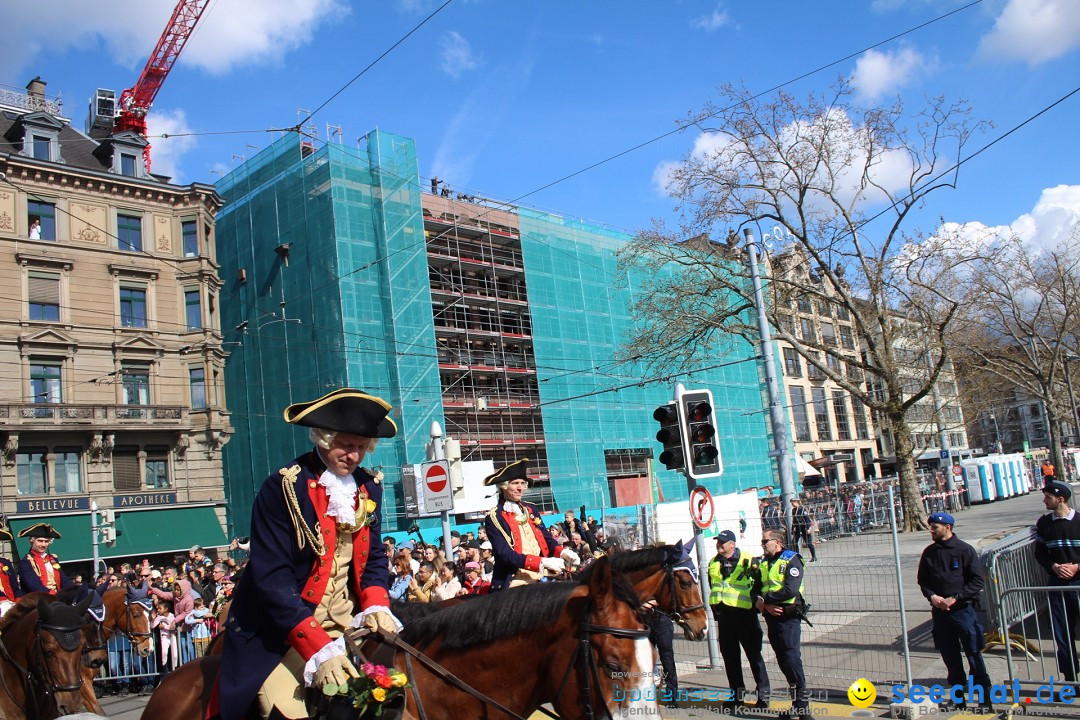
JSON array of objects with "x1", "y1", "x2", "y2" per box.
[
  {"x1": 34, "y1": 594, "x2": 91, "y2": 715},
  {"x1": 112, "y1": 585, "x2": 154, "y2": 657},
  {"x1": 662, "y1": 538, "x2": 708, "y2": 641},
  {"x1": 563, "y1": 555, "x2": 656, "y2": 718},
  {"x1": 81, "y1": 591, "x2": 108, "y2": 670}
]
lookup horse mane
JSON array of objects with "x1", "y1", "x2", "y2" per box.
[
  {"x1": 577, "y1": 545, "x2": 672, "y2": 581},
  {"x1": 0, "y1": 594, "x2": 39, "y2": 632},
  {"x1": 399, "y1": 574, "x2": 640, "y2": 650}
]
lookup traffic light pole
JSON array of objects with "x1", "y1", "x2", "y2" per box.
[
  {"x1": 91, "y1": 500, "x2": 101, "y2": 577},
  {"x1": 742, "y1": 229, "x2": 796, "y2": 536},
  {"x1": 430, "y1": 422, "x2": 454, "y2": 563}
]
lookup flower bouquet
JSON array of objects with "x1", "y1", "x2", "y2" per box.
[{"x1": 320, "y1": 662, "x2": 410, "y2": 720}]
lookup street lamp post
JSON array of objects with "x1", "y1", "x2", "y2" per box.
[
  {"x1": 1065, "y1": 355, "x2": 1080, "y2": 447},
  {"x1": 742, "y1": 227, "x2": 796, "y2": 534},
  {"x1": 989, "y1": 412, "x2": 1002, "y2": 454}
]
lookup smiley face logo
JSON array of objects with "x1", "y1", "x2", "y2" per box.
[{"x1": 848, "y1": 678, "x2": 876, "y2": 708}]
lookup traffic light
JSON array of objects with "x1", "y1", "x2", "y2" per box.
[
  {"x1": 681, "y1": 389, "x2": 723, "y2": 479},
  {"x1": 653, "y1": 402, "x2": 685, "y2": 471}
]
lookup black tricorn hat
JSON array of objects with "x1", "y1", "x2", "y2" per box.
[
  {"x1": 19, "y1": 522, "x2": 62, "y2": 539},
  {"x1": 283, "y1": 388, "x2": 397, "y2": 438},
  {"x1": 0, "y1": 524, "x2": 12, "y2": 542},
  {"x1": 484, "y1": 458, "x2": 530, "y2": 486}
]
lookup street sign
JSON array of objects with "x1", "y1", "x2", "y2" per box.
[
  {"x1": 421, "y1": 460, "x2": 454, "y2": 513},
  {"x1": 689, "y1": 485, "x2": 715, "y2": 529},
  {"x1": 940, "y1": 450, "x2": 950, "y2": 460},
  {"x1": 952, "y1": 464, "x2": 963, "y2": 476}
]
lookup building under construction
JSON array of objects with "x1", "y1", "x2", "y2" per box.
[{"x1": 214, "y1": 129, "x2": 782, "y2": 535}]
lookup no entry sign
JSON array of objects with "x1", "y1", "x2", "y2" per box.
[{"x1": 420, "y1": 460, "x2": 453, "y2": 513}]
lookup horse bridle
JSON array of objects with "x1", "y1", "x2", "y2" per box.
[
  {"x1": 552, "y1": 598, "x2": 652, "y2": 720},
  {"x1": 664, "y1": 564, "x2": 706, "y2": 624},
  {"x1": 118, "y1": 598, "x2": 153, "y2": 646},
  {"x1": 0, "y1": 615, "x2": 86, "y2": 720}
]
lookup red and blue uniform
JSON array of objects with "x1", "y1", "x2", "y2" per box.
[
  {"x1": 485, "y1": 500, "x2": 563, "y2": 591},
  {"x1": 19, "y1": 550, "x2": 71, "y2": 595},
  {"x1": 0, "y1": 557, "x2": 21, "y2": 601},
  {"x1": 219, "y1": 450, "x2": 390, "y2": 720}
]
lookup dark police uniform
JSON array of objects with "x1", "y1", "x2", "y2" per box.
[
  {"x1": 1033, "y1": 492, "x2": 1080, "y2": 681},
  {"x1": 917, "y1": 526, "x2": 992, "y2": 706},
  {"x1": 646, "y1": 609, "x2": 678, "y2": 703},
  {"x1": 709, "y1": 546, "x2": 770, "y2": 705},
  {"x1": 756, "y1": 548, "x2": 807, "y2": 717}
]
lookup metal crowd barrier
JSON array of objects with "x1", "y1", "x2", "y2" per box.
[
  {"x1": 93, "y1": 630, "x2": 211, "y2": 688},
  {"x1": 979, "y1": 528, "x2": 1045, "y2": 656},
  {"x1": 996, "y1": 585, "x2": 1080, "y2": 689}
]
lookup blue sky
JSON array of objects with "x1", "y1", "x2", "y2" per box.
[{"x1": 2, "y1": 0, "x2": 1078, "y2": 245}]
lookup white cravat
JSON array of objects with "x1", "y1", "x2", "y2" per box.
[{"x1": 318, "y1": 469, "x2": 356, "y2": 522}]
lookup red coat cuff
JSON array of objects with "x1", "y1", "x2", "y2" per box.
[
  {"x1": 359, "y1": 586, "x2": 390, "y2": 609},
  {"x1": 552, "y1": 545, "x2": 564, "y2": 557},
  {"x1": 524, "y1": 555, "x2": 541, "y2": 572},
  {"x1": 286, "y1": 616, "x2": 334, "y2": 661}
]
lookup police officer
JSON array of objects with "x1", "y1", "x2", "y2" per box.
[
  {"x1": 708, "y1": 529, "x2": 770, "y2": 710},
  {"x1": 18, "y1": 522, "x2": 72, "y2": 595},
  {"x1": 916, "y1": 512, "x2": 993, "y2": 713},
  {"x1": 755, "y1": 529, "x2": 808, "y2": 719}
]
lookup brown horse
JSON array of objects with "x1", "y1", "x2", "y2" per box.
[
  {"x1": 81, "y1": 588, "x2": 155, "y2": 714},
  {"x1": 598, "y1": 544, "x2": 709, "y2": 641},
  {"x1": 140, "y1": 555, "x2": 654, "y2": 720},
  {"x1": 0, "y1": 594, "x2": 92, "y2": 720}
]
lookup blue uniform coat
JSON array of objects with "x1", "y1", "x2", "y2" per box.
[
  {"x1": 484, "y1": 500, "x2": 563, "y2": 591},
  {"x1": 19, "y1": 551, "x2": 71, "y2": 594},
  {"x1": 219, "y1": 451, "x2": 390, "y2": 720}
]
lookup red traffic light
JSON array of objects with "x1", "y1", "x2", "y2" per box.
[{"x1": 686, "y1": 401, "x2": 712, "y2": 422}]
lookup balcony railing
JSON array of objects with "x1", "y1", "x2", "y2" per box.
[{"x1": 0, "y1": 403, "x2": 188, "y2": 426}]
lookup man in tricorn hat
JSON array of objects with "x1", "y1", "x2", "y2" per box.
[
  {"x1": 18, "y1": 522, "x2": 72, "y2": 595},
  {"x1": 0, "y1": 524, "x2": 21, "y2": 615},
  {"x1": 483, "y1": 458, "x2": 579, "y2": 591},
  {"x1": 220, "y1": 388, "x2": 400, "y2": 720}
]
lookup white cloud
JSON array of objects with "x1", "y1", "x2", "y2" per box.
[
  {"x1": 851, "y1": 47, "x2": 931, "y2": 101},
  {"x1": 691, "y1": 7, "x2": 731, "y2": 32},
  {"x1": 0, "y1": 0, "x2": 345, "y2": 81},
  {"x1": 145, "y1": 108, "x2": 197, "y2": 183},
  {"x1": 977, "y1": 0, "x2": 1080, "y2": 65},
  {"x1": 939, "y1": 185, "x2": 1080, "y2": 253},
  {"x1": 439, "y1": 31, "x2": 480, "y2": 78}
]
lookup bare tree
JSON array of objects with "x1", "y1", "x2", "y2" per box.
[
  {"x1": 618, "y1": 80, "x2": 989, "y2": 530},
  {"x1": 951, "y1": 230, "x2": 1080, "y2": 475}
]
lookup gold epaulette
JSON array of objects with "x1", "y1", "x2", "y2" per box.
[{"x1": 280, "y1": 464, "x2": 326, "y2": 556}]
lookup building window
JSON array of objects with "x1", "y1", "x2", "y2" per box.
[
  {"x1": 827, "y1": 353, "x2": 843, "y2": 373},
  {"x1": 812, "y1": 387, "x2": 832, "y2": 441},
  {"x1": 852, "y1": 398, "x2": 870, "y2": 440},
  {"x1": 27, "y1": 200, "x2": 56, "y2": 241},
  {"x1": 948, "y1": 432, "x2": 965, "y2": 448},
  {"x1": 790, "y1": 387, "x2": 811, "y2": 442},
  {"x1": 118, "y1": 213, "x2": 142, "y2": 252},
  {"x1": 17, "y1": 450, "x2": 48, "y2": 495},
  {"x1": 32, "y1": 135, "x2": 51, "y2": 161},
  {"x1": 28, "y1": 272, "x2": 60, "y2": 321},
  {"x1": 122, "y1": 364, "x2": 151, "y2": 405},
  {"x1": 182, "y1": 220, "x2": 198, "y2": 257},
  {"x1": 119, "y1": 285, "x2": 148, "y2": 328},
  {"x1": 783, "y1": 347, "x2": 802, "y2": 377},
  {"x1": 836, "y1": 305, "x2": 851, "y2": 321},
  {"x1": 190, "y1": 366, "x2": 207, "y2": 409},
  {"x1": 833, "y1": 391, "x2": 852, "y2": 441},
  {"x1": 800, "y1": 318, "x2": 816, "y2": 343},
  {"x1": 839, "y1": 326, "x2": 855, "y2": 350},
  {"x1": 120, "y1": 153, "x2": 138, "y2": 177},
  {"x1": 53, "y1": 449, "x2": 83, "y2": 494},
  {"x1": 146, "y1": 446, "x2": 171, "y2": 489},
  {"x1": 185, "y1": 289, "x2": 201, "y2": 329},
  {"x1": 30, "y1": 361, "x2": 62, "y2": 404},
  {"x1": 797, "y1": 296, "x2": 812, "y2": 312},
  {"x1": 820, "y1": 322, "x2": 836, "y2": 346},
  {"x1": 112, "y1": 447, "x2": 141, "y2": 492}
]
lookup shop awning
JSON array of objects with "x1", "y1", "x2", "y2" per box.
[
  {"x1": 796, "y1": 456, "x2": 822, "y2": 477},
  {"x1": 9, "y1": 505, "x2": 228, "y2": 562}
]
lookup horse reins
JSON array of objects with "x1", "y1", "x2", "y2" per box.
[{"x1": 552, "y1": 598, "x2": 651, "y2": 720}]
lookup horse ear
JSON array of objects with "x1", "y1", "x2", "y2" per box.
[
  {"x1": 74, "y1": 593, "x2": 93, "y2": 615},
  {"x1": 37, "y1": 596, "x2": 52, "y2": 622},
  {"x1": 587, "y1": 554, "x2": 613, "y2": 606}
]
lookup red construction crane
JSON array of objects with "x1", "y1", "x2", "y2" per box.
[{"x1": 113, "y1": 0, "x2": 211, "y2": 172}]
